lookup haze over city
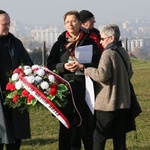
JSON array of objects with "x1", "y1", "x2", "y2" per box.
[{"x1": 1, "y1": 0, "x2": 150, "y2": 26}]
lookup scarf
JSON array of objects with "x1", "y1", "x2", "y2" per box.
[
  {"x1": 65, "y1": 31, "x2": 84, "y2": 56},
  {"x1": 104, "y1": 41, "x2": 122, "y2": 51},
  {"x1": 89, "y1": 32, "x2": 103, "y2": 53}
]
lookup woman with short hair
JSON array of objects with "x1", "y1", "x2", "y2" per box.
[
  {"x1": 47, "y1": 10, "x2": 101, "y2": 150},
  {"x1": 84, "y1": 24, "x2": 135, "y2": 150}
]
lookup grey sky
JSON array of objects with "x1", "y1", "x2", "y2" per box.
[{"x1": 1, "y1": 0, "x2": 150, "y2": 26}]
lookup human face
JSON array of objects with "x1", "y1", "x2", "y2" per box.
[
  {"x1": 100, "y1": 33, "x2": 113, "y2": 48},
  {"x1": 82, "y1": 17, "x2": 95, "y2": 29},
  {"x1": 64, "y1": 15, "x2": 80, "y2": 37},
  {"x1": 0, "y1": 13, "x2": 10, "y2": 36}
]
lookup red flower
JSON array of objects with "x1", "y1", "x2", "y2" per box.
[
  {"x1": 13, "y1": 94, "x2": 19, "y2": 103},
  {"x1": 6, "y1": 83, "x2": 16, "y2": 91},
  {"x1": 6, "y1": 82, "x2": 12, "y2": 90},
  {"x1": 27, "y1": 95, "x2": 34, "y2": 103},
  {"x1": 56, "y1": 77, "x2": 62, "y2": 84},
  {"x1": 51, "y1": 83, "x2": 57, "y2": 89},
  {"x1": 10, "y1": 83, "x2": 16, "y2": 91},
  {"x1": 49, "y1": 84, "x2": 57, "y2": 96},
  {"x1": 22, "y1": 89, "x2": 29, "y2": 97}
]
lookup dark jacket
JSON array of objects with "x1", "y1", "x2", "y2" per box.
[
  {"x1": 80, "y1": 27, "x2": 103, "y2": 53},
  {"x1": 80, "y1": 27, "x2": 100, "y2": 40},
  {"x1": 47, "y1": 31, "x2": 101, "y2": 116},
  {"x1": 0, "y1": 33, "x2": 33, "y2": 144}
]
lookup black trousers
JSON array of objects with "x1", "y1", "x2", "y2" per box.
[
  {"x1": 71, "y1": 127, "x2": 81, "y2": 149},
  {"x1": 0, "y1": 139, "x2": 21, "y2": 150},
  {"x1": 93, "y1": 110, "x2": 128, "y2": 150},
  {"x1": 59, "y1": 112, "x2": 95, "y2": 150}
]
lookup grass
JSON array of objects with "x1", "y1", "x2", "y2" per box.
[{"x1": 19, "y1": 58, "x2": 150, "y2": 150}]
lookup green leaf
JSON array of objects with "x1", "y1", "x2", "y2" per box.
[
  {"x1": 57, "y1": 84, "x2": 68, "y2": 92},
  {"x1": 31, "y1": 99, "x2": 38, "y2": 106},
  {"x1": 47, "y1": 95, "x2": 55, "y2": 101},
  {"x1": 6, "y1": 91, "x2": 18, "y2": 98},
  {"x1": 56, "y1": 91, "x2": 63, "y2": 99}
]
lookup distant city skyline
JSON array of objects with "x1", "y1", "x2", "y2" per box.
[{"x1": 1, "y1": 0, "x2": 150, "y2": 26}]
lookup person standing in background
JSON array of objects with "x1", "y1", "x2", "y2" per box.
[
  {"x1": 79, "y1": 10, "x2": 103, "y2": 53},
  {"x1": 47, "y1": 10, "x2": 101, "y2": 150},
  {"x1": 0, "y1": 10, "x2": 33, "y2": 150},
  {"x1": 84, "y1": 24, "x2": 136, "y2": 150}
]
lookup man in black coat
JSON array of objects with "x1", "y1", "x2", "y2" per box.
[
  {"x1": 0, "y1": 10, "x2": 33, "y2": 150},
  {"x1": 79, "y1": 10, "x2": 103, "y2": 54}
]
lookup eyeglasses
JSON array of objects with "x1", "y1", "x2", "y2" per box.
[
  {"x1": 100, "y1": 36, "x2": 111, "y2": 41},
  {"x1": 64, "y1": 20, "x2": 78, "y2": 25}
]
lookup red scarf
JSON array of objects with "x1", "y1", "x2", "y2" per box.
[
  {"x1": 90, "y1": 32, "x2": 104, "y2": 53},
  {"x1": 65, "y1": 31, "x2": 84, "y2": 56}
]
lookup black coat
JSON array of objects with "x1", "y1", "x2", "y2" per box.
[
  {"x1": 80, "y1": 27, "x2": 100, "y2": 40},
  {"x1": 0, "y1": 33, "x2": 33, "y2": 144},
  {"x1": 47, "y1": 31, "x2": 101, "y2": 116}
]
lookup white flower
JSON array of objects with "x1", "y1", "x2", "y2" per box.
[
  {"x1": 40, "y1": 81, "x2": 49, "y2": 90},
  {"x1": 36, "y1": 69, "x2": 45, "y2": 76},
  {"x1": 12, "y1": 73, "x2": 19, "y2": 81},
  {"x1": 25, "y1": 76, "x2": 34, "y2": 83},
  {"x1": 24, "y1": 65, "x2": 31, "y2": 70},
  {"x1": 32, "y1": 65, "x2": 41, "y2": 70},
  {"x1": 15, "y1": 81, "x2": 23, "y2": 90},
  {"x1": 34, "y1": 76, "x2": 42, "y2": 83},
  {"x1": 24, "y1": 68, "x2": 32, "y2": 75},
  {"x1": 48, "y1": 75, "x2": 55, "y2": 83}
]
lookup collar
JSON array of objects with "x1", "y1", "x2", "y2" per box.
[{"x1": 104, "y1": 41, "x2": 122, "y2": 51}]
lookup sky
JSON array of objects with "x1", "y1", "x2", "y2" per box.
[{"x1": 1, "y1": 0, "x2": 150, "y2": 26}]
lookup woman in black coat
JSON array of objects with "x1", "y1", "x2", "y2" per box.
[
  {"x1": 0, "y1": 10, "x2": 33, "y2": 150},
  {"x1": 47, "y1": 10, "x2": 101, "y2": 150}
]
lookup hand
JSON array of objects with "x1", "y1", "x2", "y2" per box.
[
  {"x1": 64, "y1": 62, "x2": 77, "y2": 72},
  {"x1": 72, "y1": 57, "x2": 84, "y2": 71},
  {"x1": 64, "y1": 56, "x2": 84, "y2": 72}
]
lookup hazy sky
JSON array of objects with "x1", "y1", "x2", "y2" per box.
[{"x1": 1, "y1": 0, "x2": 150, "y2": 26}]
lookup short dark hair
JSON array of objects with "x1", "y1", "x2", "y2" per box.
[
  {"x1": 0, "y1": 10, "x2": 7, "y2": 14},
  {"x1": 63, "y1": 10, "x2": 81, "y2": 22}
]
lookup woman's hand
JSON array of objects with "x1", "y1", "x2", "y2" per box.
[
  {"x1": 64, "y1": 62, "x2": 77, "y2": 72},
  {"x1": 73, "y1": 57, "x2": 84, "y2": 71},
  {"x1": 64, "y1": 56, "x2": 84, "y2": 72}
]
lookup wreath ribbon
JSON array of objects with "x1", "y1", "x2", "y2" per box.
[{"x1": 43, "y1": 67, "x2": 82, "y2": 127}]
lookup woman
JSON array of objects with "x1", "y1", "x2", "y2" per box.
[
  {"x1": 47, "y1": 10, "x2": 101, "y2": 150},
  {"x1": 84, "y1": 24, "x2": 135, "y2": 150}
]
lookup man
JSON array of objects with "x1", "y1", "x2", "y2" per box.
[
  {"x1": 0, "y1": 10, "x2": 33, "y2": 150},
  {"x1": 79, "y1": 10, "x2": 103, "y2": 53}
]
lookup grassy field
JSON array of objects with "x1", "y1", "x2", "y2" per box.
[{"x1": 19, "y1": 58, "x2": 150, "y2": 150}]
